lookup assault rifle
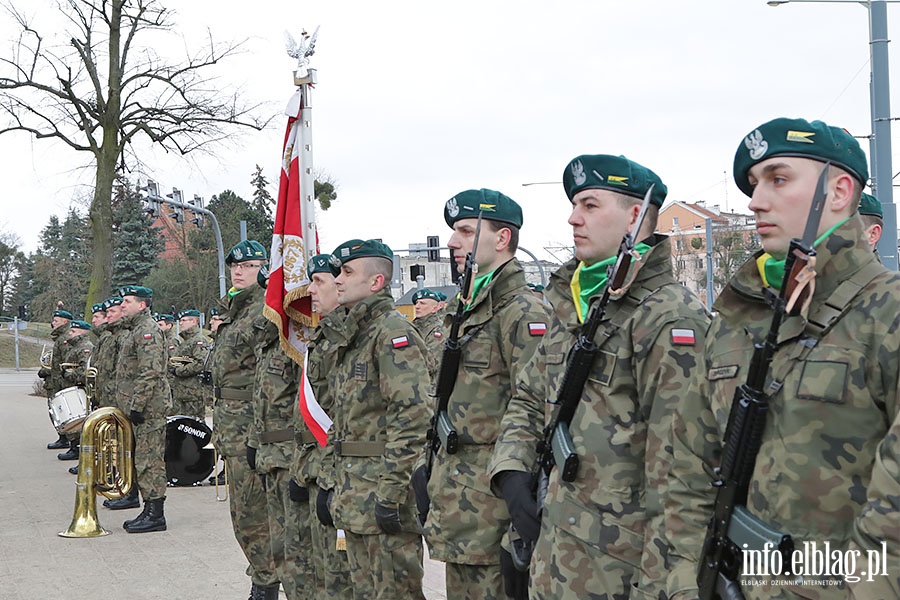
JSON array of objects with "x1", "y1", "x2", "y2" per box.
[
  {"x1": 510, "y1": 184, "x2": 655, "y2": 571},
  {"x1": 697, "y1": 163, "x2": 830, "y2": 600},
  {"x1": 424, "y1": 211, "x2": 484, "y2": 479}
]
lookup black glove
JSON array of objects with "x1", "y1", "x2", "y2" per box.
[
  {"x1": 289, "y1": 478, "x2": 309, "y2": 503},
  {"x1": 167, "y1": 364, "x2": 177, "y2": 376},
  {"x1": 498, "y1": 471, "x2": 541, "y2": 547},
  {"x1": 500, "y1": 547, "x2": 529, "y2": 600},
  {"x1": 38, "y1": 367, "x2": 50, "y2": 379},
  {"x1": 129, "y1": 410, "x2": 145, "y2": 425},
  {"x1": 411, "y1": 465, "x2": 430, "y2": 526},
  {"x1": 246, "y1": 445, "x2": 257, "y2": 471},
  {"x1": 316, "y1": 488, "x2": 334, "y2": 527},
  {"x1": 374, "y1": 500, "x2": 402, "y2": 535}
]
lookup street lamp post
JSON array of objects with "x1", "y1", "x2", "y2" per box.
[{"x1": 768, "y1": 0, "x2": 898, "y2": 269}]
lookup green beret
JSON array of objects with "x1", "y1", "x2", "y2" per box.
[
  {"x1": 257, "y1": 263, "x2": 270, "y2": 288},
  {"x1": 209, "y1": 307, "x2": 221, "y2": 317},
  {"x1": 90, "y1": 303, "x2": 106, "y2": 314},
  {"x1": 444, "y1": 189, "x2": 523, "y2": 229},
  {"x1": 412, "y1": 288, "x2": 441, "y2": 304},
  {"x1": 859, "y1": 192, "x2": 883, "y2": 218},
  {"x1": 52, "y1": 309, "x2": 74, "y2": 320},
  {"x1": 119, "y1": 285, "x2": 153, "y2": 299},
  {"x1": 527, "y1": 282, "x2": 545, "y2": 293},
  {"x1": 225, "y1": 239, "x2": 267, "y2": 265},
  {"x1": 562, "y1": 154, "x2": 667, "y2": 207},
  {"x1": 307, "y1": 253, "x2": 334, "y2": 278},
  {"x1": 70, "y1": 320, "x2": 92, "y2": 331},
  {"x1": 329, "y1": 239, "x2": 394, "y2": 276},
  {"x1": 436, "y1": 291, "x2": 448, "y2": 302},
  {"x1": 177, "y1": 309, "x2": 202, "y2": 319},
  {"x1": 734, "y1": 117, "x2": 868, "y2": 197},
  {"x1": 104, "y1": 297, "x2": 124, "y2": 310},
  {"x1": 154, "y1": 313, "x2": 175, "y2": 322}
]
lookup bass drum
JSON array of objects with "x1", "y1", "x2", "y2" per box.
[{"x1": 165, "y1": 416, "x2": 215, "y2": 486}]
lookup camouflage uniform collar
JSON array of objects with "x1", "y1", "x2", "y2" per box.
[
  {"x1": 415, "y1": 311, "x2": 442, "y2": 330},
  {"x1": 226, "y1": 282, "x2": 262, "y2": 312},
  {"x1": 718, "y1": 217, "x2": 872, "y2": 313},
  {"x1": 119, "y1": 307, "x2": 152, "y2": 329},
  {"x1": 343, "y1": 288, "x2": 396, "y2": 338},
  {"x1": 50, "y1": 322, "x2": 70, "y2": 340},
  {"x1": 446, "y1": 258, "x2": 523, "y2": 325}
]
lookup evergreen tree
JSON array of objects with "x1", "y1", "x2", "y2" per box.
[
  {"x1": 30, "y1": 209, "x2": 91, "y2": 320},
  {"x1": 250, "y1": 165, "x2": 274, "y2": 220},
  {"x1": 111, "y1": 180, "x2": 164, "y2": 289},
  {"x1": 0, "y1": 234, "x2": 24, "y2": 316}
]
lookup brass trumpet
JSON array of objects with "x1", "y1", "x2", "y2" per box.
[
  {"x1": 168, "y1": 356, "x2": 195, "y2": 367},
  {"x1": 59, "y1": 362, "x2": 80, "y2": 374},
  {"x1": 59, "y1": 407, "x2": 135, "y2": 538}
]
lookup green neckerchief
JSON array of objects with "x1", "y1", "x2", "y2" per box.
[
  {"x1": 757, "y1": 218, "x2": 849, "y2": 289},
  {"x1": 570, "y1": 242, "x2": 651, "y2": 323},
  {"x1": 228, "y1": 287, "x2": 242, "y2": 299},
  {"x1": 465, "y1": 268, "x2": 498, "y2": 310}
]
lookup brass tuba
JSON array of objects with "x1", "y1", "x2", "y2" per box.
[
  {"x1": 59, "y1": 407, "x2": 135, "y2": 538},
  {"x1": 40, "y1": 344, "x2": 53, "y2": 368}
]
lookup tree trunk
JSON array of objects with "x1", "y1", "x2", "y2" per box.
[{"x1": 86, "y1": 154, "x2": 117, "y2": 313}]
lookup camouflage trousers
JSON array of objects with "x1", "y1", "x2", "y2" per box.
[
  {"x1": 344, "y1": 530, "x2": 425, "y2": 600},
  {"x1": 171, "y1": 393, "x2": 206, "y2": 420},
  {"x1": 445, "y1": 562, "x2": 504, "y2": 600},
  {"x1": 529, "y1": 520, "x2": 637, "y2": 600},
  {"x1": 226, "y1": 455, "x2": 279, "y2": 586},
  {"x1": 134, "y1": 418, "x2": 167, "y2": 501},
  {"x1": 262, "y1": 468, "x2": 317, "y2": 600},
  {"x1": 307, "y1": 481, "x2": 353, "y2": 599}
]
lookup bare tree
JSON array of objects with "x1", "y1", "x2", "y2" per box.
[{"x1": 0, "y1": 0, "x2": 273, "y2": 312}]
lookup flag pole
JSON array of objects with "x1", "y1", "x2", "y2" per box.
[{"x1": 294, "y1": 67, "x2": 319, "y2": 265}]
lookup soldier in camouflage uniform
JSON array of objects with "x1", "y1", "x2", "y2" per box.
[
  {"x1": 42, "y1": 309, "x2": 73, "y2": 452},
  {"x1": 316, "y1": 239, "x2": 432, "y2": 600},
  {"x1": 210, "y1": 240, "x2": 281, "y2": 600},
  {"x1": 113, "y1": 285, "x2": 172, "y2": 533},
  {"x1": 168, "y1": 309, "x2": 212, "y2": 418},
  {"x1": 154, "y1": 313, "x2": 179, "y2": 358},
  {"x1": 489, "y1": 155, "x2": 710, "y2": 600},
  {"x1": 292, "y1": 254, "x2": 353, "y2": 600},
  {"x1": 666, "y1": 118, "x2": 900, "y2": 600},
  {"x1": 411, "y1": 288, "x2": 444, "y2": 382},
  {"x1": 247, "y1": 264, "x2": 317, "y2": 600},
  {"x1": 60, "y1": 320, "x2": 93, "y2": 388},
  {"x1": 414, "y1": 190, "x2": 549, "y2": 600},
  {"x1": 95, "y1": 297, "x2": 125, "y2": 411}
]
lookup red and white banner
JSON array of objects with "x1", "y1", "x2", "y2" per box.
[
  {"x1": 298, "y1": 351, "x2": 331, "y2": 447},
  {"x1": 264, "y1": 89, "x2": 318, "y2": 363}
]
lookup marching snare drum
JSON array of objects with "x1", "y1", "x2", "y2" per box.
[
  {"x1": 48, "y1": 387, "x2": 88, "y2": 434},
  {"x1": 165, "y1": 415, "x2": 215, "y2": 486}
]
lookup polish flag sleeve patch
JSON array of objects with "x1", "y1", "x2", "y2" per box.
[
  {"x1": 671, "y1": 328, "x2": 696, "y2": 346},
  {"x1": 528, "y1": 322, "x2": 547, "y2": 336},
  {"x1": 392, "y1": 336, "x2": 410, "y2": 349},
  {"x1": 143, "y1": 333, "x2": 153, "y2": 340}
]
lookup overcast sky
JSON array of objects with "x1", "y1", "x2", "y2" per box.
[{"x1": 2, "y1": 0, "x2": 898, "y2": 262}]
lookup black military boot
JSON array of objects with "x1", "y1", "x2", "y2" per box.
[
  {"x1": 124, "y1": 498, "x2": 166, "y2": 533},
  {"x1": 105, "y1": 487, "x2": 140, "y2": 510},
  {"x1": 47, "y1": 434, "x2": 68, "y2": 449},
  {"x1": 68, "y1": 466, "x2": 78, "y2": 475},
  {"x1": 57, "y1": 439, "x2": 79, "y2": 461},
  {"x1": 248, "y1": 583, "x2": 280, "y2": 600}
]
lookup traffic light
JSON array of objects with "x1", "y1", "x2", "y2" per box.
[
  {"x1": 410, "y1": 264, "x2": 425, "y2": 281},
  {"x1": 426, "y1": 236, "x2": 440, "y2": 262}
]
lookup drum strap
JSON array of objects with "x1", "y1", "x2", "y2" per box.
[
  {"x1": 259, "y1": 429, "x2": 295, "y2": 444},
  {"x1": 335, "y1": 441, "x2": 386, "y2": 457},
  {"x1": 214, "y1": 386, "x2": 252, "y2": 401}
]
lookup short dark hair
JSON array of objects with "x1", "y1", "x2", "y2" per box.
[{"x1": 486, "y1": 220, "x2": 520, "y2": 253}]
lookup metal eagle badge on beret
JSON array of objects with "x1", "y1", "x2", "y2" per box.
[{"x1": 446, "y1": 197, "x2": 460, "y2": 218}]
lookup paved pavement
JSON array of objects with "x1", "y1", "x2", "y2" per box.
[{"x1": 0, "y1": 369, "x2": 447, "y2": 599}]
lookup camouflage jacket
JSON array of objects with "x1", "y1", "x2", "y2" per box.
[
  {"x1": 60, "y1": 333, "x2": 93, "y2": 388},
  {"x1": 292, "y1": 310, "x2": 346, "y2": 489},
  {"x1": 162, "y1": 328, "x2": 179, "y2": 359},
  {"x1": 115, "y1": 309, "x2": 171, "y2": 420},
  {"x1": 328, "y1": 288, "x2": 433, "y2": 535},
  {"x1": 210, "y1": 283, "x2": 268, "y2": 458},
  {"x1": 170, "y1": 327, "x2": 212, "y2": 408},
  {"x1": 413, "y1": 310, "x2": 444, "y2": 382},
  {"x1": 666, "y1": 218, "x2": 900, "y2": 600},
  {"x1": 490, "y1": 235, "x2": 710, "y2": 597},
  {"x1": 424, "y1": 258, "x2": 550, "y2": 564},
  {"x1": 251, "y1": 319, "x2": 300, "y2": 473},
  {"x1": 91, "y1": 321, "x2": 123, "y2": 409},
  {"x1": 44, "y1": 322, "x2": 71, "y2": 396}
]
